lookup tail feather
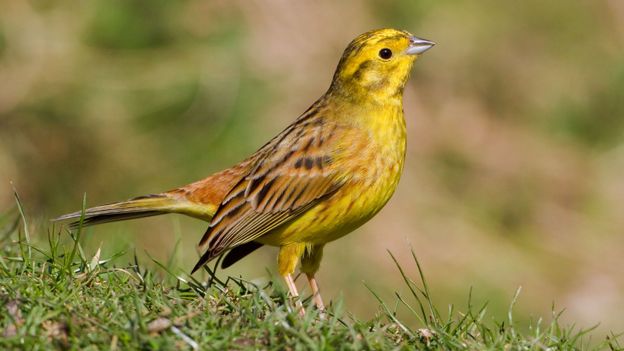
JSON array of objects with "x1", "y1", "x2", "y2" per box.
[
  {"x1": 221, "y1": 241, "x2": 263, "y2": 269},
  {"x1": 54, "y1": 193, "x2": 217, "y2": 229}
]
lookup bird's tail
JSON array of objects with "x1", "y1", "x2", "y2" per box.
[{"x1": 54, "y1": 192, "x2": 217, "y2": 229}]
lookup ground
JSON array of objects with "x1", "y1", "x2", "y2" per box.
[{"x1": 0, "y1": 204, "x2": 619, "y2": 350}]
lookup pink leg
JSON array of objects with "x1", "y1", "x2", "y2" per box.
[
  {"x1": 306, "y1": 273, "x2": 325, "y2": 311},
  {"x1": 283, "y1": 273, "x2": 305, "y2": 316}
]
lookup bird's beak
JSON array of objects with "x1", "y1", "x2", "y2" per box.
[{"x1": 405, "y1": 37, "x2": 435, "y2": 55}]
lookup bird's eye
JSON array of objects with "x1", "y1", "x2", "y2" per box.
[{"x1": 378, "y1": 48, "x2": 393, "y2": 60}]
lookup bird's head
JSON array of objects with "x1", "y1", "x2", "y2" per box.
[{"x1": 330, "y1": 28, "x2": 434, "y2": 101}]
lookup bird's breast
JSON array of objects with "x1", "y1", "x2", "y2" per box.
[{"x1": 258, "y1": 106, "x2": 407, "y2": 246}]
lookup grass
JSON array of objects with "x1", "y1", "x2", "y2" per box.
[{"x1": 0, "y1": 197, "x2": 622, "y2": 350}]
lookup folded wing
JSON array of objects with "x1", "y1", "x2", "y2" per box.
[{"x1": 192, "y1": 117, "x2": 347, "y2": 272}]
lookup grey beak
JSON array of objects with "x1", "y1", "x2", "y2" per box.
[{"x1": 406, "y1": 37, "x2": 435, "y2": 55}]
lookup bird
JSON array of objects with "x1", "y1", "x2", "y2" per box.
[{"x1": 55, "y1": 28, "x2": 434, "y2": 314}]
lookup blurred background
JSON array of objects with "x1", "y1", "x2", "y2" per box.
[{"x1": 1, "y1": 0, "x2": 623, "y2": 335}]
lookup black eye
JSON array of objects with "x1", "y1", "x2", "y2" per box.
[{"x1": 379, "y1": 48, "x2": 393, "y2": 59}]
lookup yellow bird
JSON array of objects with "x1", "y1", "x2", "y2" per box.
[{"x1": 56, "y1": 28, "x2": 434, "y2": 313}]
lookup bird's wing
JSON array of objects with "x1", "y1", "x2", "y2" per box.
[{"x1": 192, "y1": 117, "x2": 349, "y2": 272}]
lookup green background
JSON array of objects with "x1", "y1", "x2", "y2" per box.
[{"x1": 1, "y1": 0, "x2": 623, "y2": 335}]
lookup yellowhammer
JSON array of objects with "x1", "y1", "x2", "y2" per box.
[{"x1": 56, "y1": 28, "x2": 434, "y2": 314}]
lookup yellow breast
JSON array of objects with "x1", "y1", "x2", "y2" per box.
[{"x1": 258, "y1": 103, "x2": 407, "y2": 246}]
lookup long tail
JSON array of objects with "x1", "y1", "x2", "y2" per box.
[{"x1": 54, "y1": 193, "x2": 217, "y2": 229}]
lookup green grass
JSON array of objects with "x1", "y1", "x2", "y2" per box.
[{"x1": 0, "y1": 198, "x2": 622, "y2": 350}]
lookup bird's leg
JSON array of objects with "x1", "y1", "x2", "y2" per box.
[
  {"x1": 305, "y1": 272, "x2": 325, "y2": 311},
  {"x1": 282, "y1": 273, "x2": 305, "y2": 316},
  {"x1": 278, "y1": 243, "x2": 306, "y2": 316},
  {"x1": 301, "y1": 244, "x2": 326, "y2": 314}
]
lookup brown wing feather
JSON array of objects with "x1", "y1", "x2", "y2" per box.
[{"x1": 192, "y1": 112, "x2": 346, "y2": 273}]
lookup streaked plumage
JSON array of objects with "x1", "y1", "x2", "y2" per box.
[{"x1": 55, "y1": 28, "x2": 434, "y2": 314}]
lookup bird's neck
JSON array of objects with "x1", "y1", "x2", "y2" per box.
[
  {"x1": 328, "y1": 79, "x2": 407, "y2": 106},
  {"x1": 320, "y1": 86, "x2": 406, "y2": 140}
]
